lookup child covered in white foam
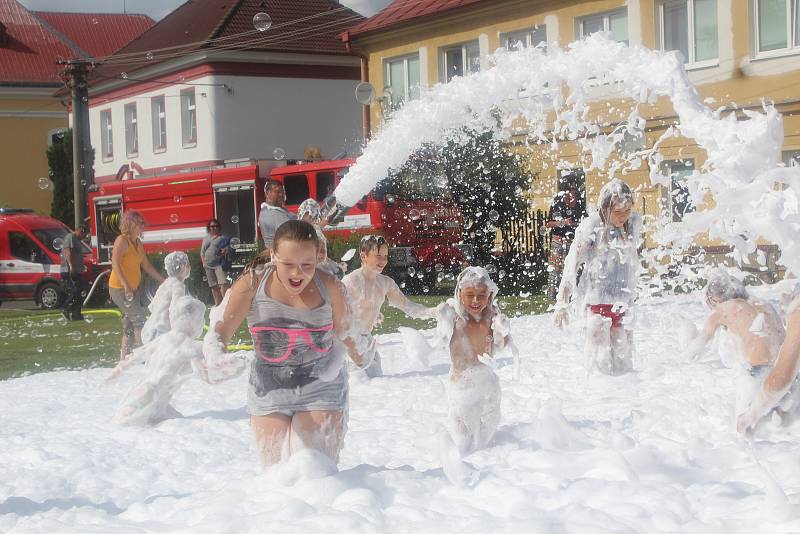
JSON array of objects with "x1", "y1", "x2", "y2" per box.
[
  {"x1": 738, "y1": 292, "x2": 800, "y2": 433},
  {"x1": 108, "y1": 296, "x2": 210, "y2": 425},
  {"x1": 435, "y1": 266, "x2": 516, "y2": 455},
  {"x1": 298, "y1": 198, "x2": 343, "y2": 278},
  {"x1": 141, "y1": 251, "x2": 190, "y2": 344},
  {"x1": 341, "y1": 235, "x2": 437, "y2": 377},
  {"x1": 553, "y1": 179, "x2": 642, "y2": 375}
]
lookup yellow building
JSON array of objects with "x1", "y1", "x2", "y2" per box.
[
  {"x1": 344, "y1": 0, "x2": 800, "y2": 270},
  {"x1": 0, "y1": 0, "x2": 153, "y2": 216}
]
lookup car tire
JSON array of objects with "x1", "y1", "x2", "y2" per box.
[{"x1": 37, "y1": 281, "x2": 63, "y2": 310}]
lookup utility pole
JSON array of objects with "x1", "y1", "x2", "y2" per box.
[{"x1": 60, "y1": 60, "x2": 93, "y2": 229}]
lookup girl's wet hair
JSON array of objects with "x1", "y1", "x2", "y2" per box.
[
  {"x1": 360, "y1": 235, "x2": 387, "y2": 254},
  {"x1": 705, "y1": 270, "x2": 748, "y2": 303},
  {"x1": 597, "y1": 179, "x2": 634, "y2": 234},
  {"x1": 244, "y1": 220, "x2": 319, "y2": 279}
]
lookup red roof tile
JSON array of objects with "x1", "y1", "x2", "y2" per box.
[
  {"x1": 0, "y1": 0, "x2": 75, "y2": 85},
  {"x1": 33, "y1": 12, "x2": 154, "y2": 59},
  {"x1": 345, "y1": 0, "x2": 486, "y2": 38},
  {"x1": 93, "y1": 0, "x2": 365, "y2": 82}
]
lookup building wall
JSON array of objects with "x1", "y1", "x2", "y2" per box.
[
  {"x1": 0, "y1": 90, "x2": 66, "y2": 215},
  {"x1": 353, "y1": 0, "x2": 800, "y2": 250},
  {"x1": 89, "y1": 73, "x2": 363, "y2": 180}
]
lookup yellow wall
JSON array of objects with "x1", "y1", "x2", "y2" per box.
[
  {"x1": 0, "y1": 95, "x2": 67, "y2": 215},
  {"x1": 352, "y1": 0, "x2": 800, "y2": 251}
]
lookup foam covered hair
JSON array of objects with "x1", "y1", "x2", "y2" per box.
[
  {"x1": 598, "y1": 179, "x2": 633, "y2": 213},
  {"x1": 298, "y1": 198, "x2": 322, "y2": 223},
  {"x1": 453, "y1": 266, "x2": 500, "y2": 318},
  {"x1": 164, "y1": 251, "x2": 190, "y2": 279},
  {"x1": 705, "y1": 270, "x2": 748, "y2": 303}
]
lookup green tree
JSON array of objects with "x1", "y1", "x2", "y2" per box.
[{"x1": 47, "y1": 129, "x2": 73, "y2": 225}]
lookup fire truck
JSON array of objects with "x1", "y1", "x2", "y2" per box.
[{"x1": 87, "y1": 158, "x2": 469, "y2": 286}]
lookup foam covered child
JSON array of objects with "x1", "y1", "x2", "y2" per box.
[
  {"x1": 141, "y1": 251, "x2": 190, "y2": 344},
  {"x1": 108, "y1": 296, "x2": 210, "y2": 426},
  {"x1": 434, "y1": 266, "x2": 518, "y2": 456},
  {"x1": 341, "y1": 235, "x2": 437, "y2": 377},
  {"x1": 553, "y1": 179, "x2": 642, "y2": 375}
]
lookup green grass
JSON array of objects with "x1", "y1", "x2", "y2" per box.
[{"x1": 0, "y1": 294, "x2": 550, "y2": 381}]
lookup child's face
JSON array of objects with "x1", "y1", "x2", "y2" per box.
[
  {"x1": 361, "y1": 244, "x2": 389, "y2": 273},
  {"x1": 273, "y1": 239, "x2": 318, "y2": 295},
  {"x1": 460, "y1": 283, "x2": 490, "y2": 317},
  {"x1": 608, "y1": 201, "x2": 633, "y2": 228}
]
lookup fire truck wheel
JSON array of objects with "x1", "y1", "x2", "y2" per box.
[{"x1": 37, "y1": 282, "x2": 64, "y2": 310}]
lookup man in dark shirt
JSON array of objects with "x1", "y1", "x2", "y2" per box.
[
  {"x1": 545, "y1": 181, "x2": 584, "y2": 300},
  {"x1": 61, "y1": 224, "x2": 88, "y2": 320}
]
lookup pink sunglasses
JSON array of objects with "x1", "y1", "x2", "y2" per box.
[{"x1": 249, "y1": 324, "x2": 333, "y2": 363}]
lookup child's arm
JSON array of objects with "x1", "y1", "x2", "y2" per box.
[
  {"x1": 738, "y1": 307, "x2": 800, "y2": 432},
  {"x1": 492, "y1": 311, "x2": 520, "y2": 380},
  {"x1": 687, "y1": 310, "x2": 723, "y2": 361},
  {"x1": 385, "y1": 278, "x2": 436, "y2": 319},
  {"x1": 327, "y1": 274, "x2": 372, "y2": 367},
  {"x1": 553, "y1": 231, "x2": 592, "y2": 328}
]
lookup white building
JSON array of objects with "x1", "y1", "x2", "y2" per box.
[{"x1": 80, "y1": 0, "x2": 365, "y2": 182}]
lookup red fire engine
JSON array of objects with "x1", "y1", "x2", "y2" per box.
[{"x1": 87, "y1": 159, "x2": 468, "y2": 286}]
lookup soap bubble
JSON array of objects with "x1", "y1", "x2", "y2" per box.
[
  {"x1": 68, "y1": 331, "x2": 82, "y2": 341},
  {"x1": 485, "y1": 264, "x2": 497, "y2": 274},
  {"x1": 230, "y1": 237, "x2": 241, "y2": 246},
  {"x1": 385, "y1": 194, "x2": 396, "y2": 204},
  {"x1": 0, "y1": 325, "x2": 9, "y2": 337},
  {"x1": 37, "y1": 177, "x2": 51, "y2": 190},
  {"x1": 253, "y1": 12, "x2": 272, "y2": 32},
  {"x1": 273, "y1": 147, "x2": 286, "y2": 160},
  {"x1": 409, "y1": 209, "x2": 420, "y2": 221},
  {"x1": 174, "y1": 195, "x2": 182, "y2": 203},
  {"x1": 52, "y1": 238, "x2": 64, "y2": 251},
  {"x1": 407, "y1": 267, "x2": 416, "y2": 276},
  {"x1": 169, "y1": 213, "x2": 179, "y2": 223},
  {"x1": 57, "y1": 316, "x2": 68, "y2": 326},
  {"x1": 422, "y1": 286, "x2": 429, "y2": 293},
  {"x1": 146, "y1": 52, "x2": 154, "y2": 61},
  {"x1": 489, "y1": 210, "x2": 499, "y2": 222},
  {"x1": 435, "y1": 263, "x2": 443, "y2": 272},
  {"x1": 231, "y1": 215, "x2": 239, "y2": 224},
  {"x1": 121, "y1": 72, "x2": 128, "y2": 79},
  {"x1": 83, "y1": 314, "x2": 94, "y2": 324}
]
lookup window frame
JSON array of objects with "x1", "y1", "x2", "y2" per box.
[
  {"x1": 658, "y1": 0, "x2": 720, "y2": 68},
  {"x1": 440, "y1": 40, "x2": 481, "y2": 83},
  {"x1": 576, "y1": 8, "x2": 629, "y2": 45},
  {"x1": 501, "y1": 26, "x2": 547, "y2": 50},
  {"x1": 383, "y1": 54, "x2": 421, "y2": 111},
  {"x1": 99, "y1": 108, "x2": 113, "y2": 162},
  {"x1": 753, "y1": 0, "x2": 800, "y2": 58},
  {"x1": 124, "y1": 102, "x2": 138, "y2": 157},
  {"x1": 661, "y1": 159, "x2": 697, "y2": 222},
  {"x1": 180, "y1": 88, "x2": 197, "y2": 148},
  {"x1": 151, "y1": 95, "x2": 167, "y2": 153}
]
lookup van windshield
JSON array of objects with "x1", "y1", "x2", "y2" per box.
[{"x1": 33, "y1": 228, "x2": 91, "y2": 255}]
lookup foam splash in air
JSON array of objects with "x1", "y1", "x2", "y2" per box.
[{"x1": 334, "y1": 34, "x2": 800, "y2": 276}]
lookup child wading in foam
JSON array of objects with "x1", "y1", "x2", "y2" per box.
[
  {"x1": 209, "y1": 220, "x2": 369, "y2": 465},
  {"x1": 341, "y1": 235, "x2": 437, "y2": 377},
  {"x1": 738, "y1": 291, "x2": 800, "y2": 432},
  {"x1": 435, "y1": 266, "x2": 516, "y2": 455},
  {"x1": 109, "y1": 296, "x2": 210, "y2": 425},
  {"x1": 141, "y1": 251, "x2": 190, "y2": 344},
  {"x1": 554, "y1": 179, "x2": 642, "y2": 375}
]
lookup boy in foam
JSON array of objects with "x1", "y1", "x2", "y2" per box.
[
  {"x1": 109, "y1": 296, "x2": 211, "y2": 425},
  {"x1": 738, "y1": 290, "x2": 800, "y2": 433},
  {"x1": 141, "y1": 251, "x2": 190, "y2": 344},
  {"x1": 554, "y1": 179, "x2": 642, "y2": 375},
  {"x1": 435, "y1": 266, "x2": 517, "y2": 455},
  {"x1": 341, "y1": 235, "x2": 437, "y2": 377}
]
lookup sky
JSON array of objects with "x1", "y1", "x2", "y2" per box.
[{"x1": 18, "y1": 0, "x2": 393, "y2": 20}]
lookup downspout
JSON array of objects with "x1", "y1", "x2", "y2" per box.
[{"x1": 343, "y1": 31, "x2": 371, "y2": 142}]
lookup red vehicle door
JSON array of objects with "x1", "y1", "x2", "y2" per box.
[{"x1": 0, "y1": 228, "x2": 57, "y2": 300}]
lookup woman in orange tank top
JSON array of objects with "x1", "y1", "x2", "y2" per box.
[{"x1": 109, "y1": 211, "x2": 164, "y2": 359}]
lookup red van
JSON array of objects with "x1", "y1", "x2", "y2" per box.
[{"x1": 0, "y1": 209, "x2": 100, "y2": 309}]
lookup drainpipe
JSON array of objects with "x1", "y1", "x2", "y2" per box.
[{"x1": 343, "y1": 31, "x2": 371, "y2": 142}]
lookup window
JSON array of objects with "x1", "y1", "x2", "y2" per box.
[
  {"x1": 503, "y1": 26, "x2": 547, "y2": 50},
  {"x1": 33, "y1": 228, "x2": 88, "y2": 255},
  {"x1": 283, "y1": 174, "x2": 310, "y2": 205},
  {"x1": 214, "y1": 185, "x2": 256, "y2": 245},
  {"x1": 100, "y1": 109, "x2": 113, "y2": 161},
  {"x1": 47, "y1": 128, "x2": 67, "y2": 147},
  {"x1": 577, "y1": 9, "x2": 628, "y2": 44},
  {"x1": 181, "y1": 89, "x2": 197, "y2": 147},
  {"x1": 151, "y1": 95, "x2": 167, "y2": 152},
  {"x1": 756, "y1": 0, "x2": 800, "y2": 53},
  {"x1": 661, "y1": 159, "x2": 696, "y2": 222},
  {"x1": 124, "y1": 103, "x2": 138, "y2": 157},
  {"x1": 659, "y1": 0, "x2": 718, "y2": 64},
  {"x1": 783, "y1": 149, "x2": 800, "y2": 167},
  {"x1": 9, "y1": 232, "x2": 49, "y2": 264},
  {"x1": 384, "y1": 55, "x2": 420, "y2": 110},
  {"x1": 315, "y1": 171, "x2": 335, "y2": 201},
  {"x1": 441, "y1": 41, "x2": 481, "y2": 82}
]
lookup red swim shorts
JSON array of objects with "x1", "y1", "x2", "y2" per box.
[{"x1": 589, "y1": 304, "x2": 625, "y2": 328}]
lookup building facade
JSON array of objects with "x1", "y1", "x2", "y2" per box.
[{"x1": 344, "y1": 0, "x2": 800, "y2": 261}]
